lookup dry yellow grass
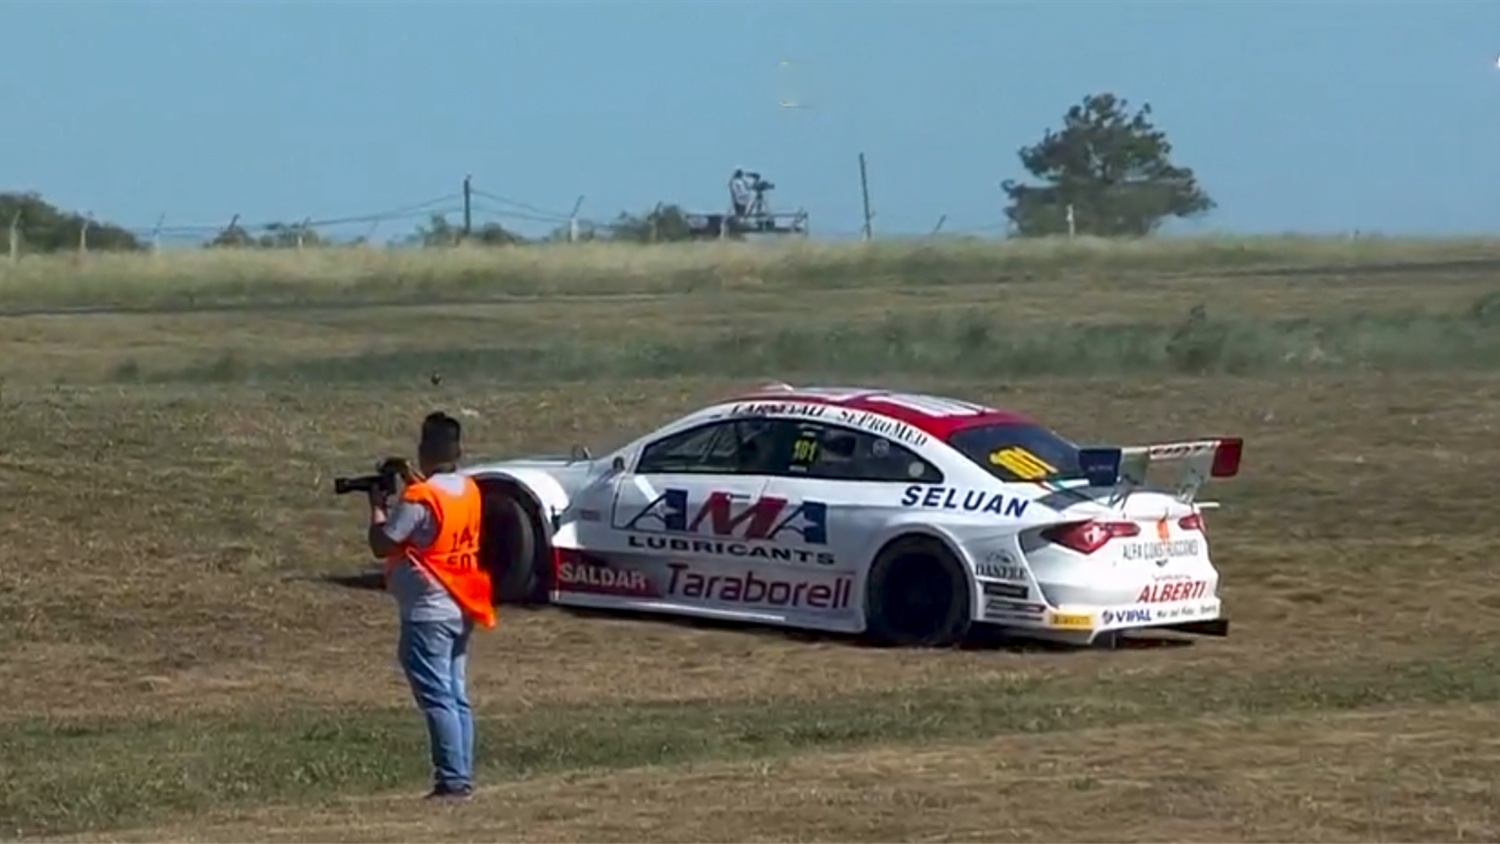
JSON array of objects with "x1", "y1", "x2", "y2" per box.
[
  {"x1": 4, "y1": 234, "x2": 1500, "y2": 312},
  {"x1": 2, "y1": 251, "x2": 1499, "y2": 841},
  {"x1": 3, "y1": 259, "x2": 1495, "y2": 385}
]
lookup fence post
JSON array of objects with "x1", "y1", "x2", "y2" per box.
[{"x1": 7, "y1": 211, "x2": 19, "y2": 263}]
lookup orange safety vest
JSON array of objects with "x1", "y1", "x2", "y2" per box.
[{"x1": 384, "y1": 475, "x2": 496, "y2": 628}]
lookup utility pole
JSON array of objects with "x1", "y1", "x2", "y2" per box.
[
  {"x1": 858, "y1": 152, "x2": 873, "y2": 241},
  {"x1": 461, "y1": 174, "x2": 472, "y2": 241},
  {"x1": 8, "y1": 211, "x2": 20, "y2": 263},
  {"x1": 568, "y1": 194, "x2": 585, "y2": 243}
]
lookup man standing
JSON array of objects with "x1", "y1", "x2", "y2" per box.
[
  {"x1": 729, "y1": 168, "x2": 751, "y2": 218},
  {"x1": 366, "y1": 411, "x2": 494, "y2": 800}
]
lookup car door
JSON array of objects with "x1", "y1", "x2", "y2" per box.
[
  {"x1": 758, "y1": 421, "x2": 947, "y2": 578},
  {"x1": 587, "y1": 417, "x2": 776, "y2": 572}
]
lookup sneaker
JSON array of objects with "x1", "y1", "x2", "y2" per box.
[{"x1": 424, "y1": 783, "x2": 474, "y2": 801}]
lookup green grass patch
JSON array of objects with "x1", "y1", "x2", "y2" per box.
[
  {"x1": 3, "y1": 651, "x2": 1496, "y2": 837},
  {"x1": 118, "y1": 295, "x2": 1500, "y2": 387},
  {"x1": 5, "y1": 235, "x2": 1500, "y2": 313}
]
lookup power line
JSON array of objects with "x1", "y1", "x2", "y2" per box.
[{"x1": 12, "y1": 173, "x2": 1013, "y2": 249}]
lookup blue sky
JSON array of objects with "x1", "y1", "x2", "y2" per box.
[{"x1": 4, "y1": 1, "x2": 1500, "y2": 243}]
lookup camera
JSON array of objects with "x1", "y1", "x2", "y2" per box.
[
  {"x1": 333, "y1": 472, "x2": 396, "y2": 497},
  {"x1": 745, "y1": 172, "x2": 774, "y2": 192},
  {"x1": 332, "y1": 457, "x2": 411, "y2": 497}
]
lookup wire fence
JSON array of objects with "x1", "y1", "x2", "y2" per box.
[{"x1": 5, "y1": 175, "x2": 1013, "y2": 256}]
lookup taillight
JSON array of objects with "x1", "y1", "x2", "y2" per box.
[
  {"x1": 1042, "y1": 520, "x2": 1140, "y2": 555},
  {"x1": 1178, "y1": 512, "x2": 1206, "y2": 533},
  {"x1": 1211, "y1": 438, "x2": 1243, "y2": 477}
]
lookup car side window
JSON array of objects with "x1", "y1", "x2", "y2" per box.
[
  {"x1": 635, "y1": 419, "x2": 777, "y2": 475},
  {"x1": 777, "y1": 422, "x2": 945, "y2": 483}
]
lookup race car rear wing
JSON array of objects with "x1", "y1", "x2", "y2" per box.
[{"x1": 1076, "y1": 437, "x2": 1243, "y2": 508}]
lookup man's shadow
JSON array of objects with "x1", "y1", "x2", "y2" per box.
[{"x1": 318, "y1": 569, "x2": 387, "y2": 592}]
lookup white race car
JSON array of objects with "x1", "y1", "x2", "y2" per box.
[{"x1": 449, "y1": 384, "x2": 1243, "y2": 647}]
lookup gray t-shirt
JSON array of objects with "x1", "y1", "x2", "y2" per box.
[{"x1": 383, "y1": 471, "x2": 472, "y2": 622}]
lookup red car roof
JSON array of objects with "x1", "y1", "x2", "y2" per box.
[{"x1": 726, "y1": 385, "x2": 1037, "y2": 440}]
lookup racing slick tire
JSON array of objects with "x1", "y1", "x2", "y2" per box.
[
  {"x1": 863, "y1": 535, "x2": 973, "y2": 647},
  {"x1": 479, "y1": 483, "x2": 551, "y2": 606}
]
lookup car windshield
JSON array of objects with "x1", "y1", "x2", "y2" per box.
[{"x1": 946, "y1": 423, "x2": 1086, "y2": 483}]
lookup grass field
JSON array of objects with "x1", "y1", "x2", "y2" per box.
[{"x1": 3, "y1": 237, "x2": 1500, "y2": 842}]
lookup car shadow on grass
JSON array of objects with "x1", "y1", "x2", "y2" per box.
[
  {"x1": 307, "y1": 568, "x2": 1195, "y2": 653},
  {"x1": 552, "y1": 605, "x2": 1196, "y2": 654}
]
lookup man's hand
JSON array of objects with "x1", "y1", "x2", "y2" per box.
[
  {"x1": 367, "y1": 486, "x2": 388, "y2": 518},
  {"x1": 367, "y1": 489, "x2": 397, "y2": 558}
]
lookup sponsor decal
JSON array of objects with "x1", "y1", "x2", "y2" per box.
[
  {"x1": 1048, "y1": 611, "x2": 1092, "y2": 630},
  {"x1": 1155, "y1": 601, "x2": 1218, "y2": 622},
  {"x1": 555, "y1": 559, "x2": 658, "y2": 598},
  {"x1": 665, "y1": 563, "x2": 853, "y2": 612},
  {"x1": 1136, "y1": 580, "x2": 1209, "y2": 603},
  {"x1": 618, "y1": 488, "x2": 836, "y2": 566},
  {"x1": 977, "y1": 563, "x2": 1026, "y2": 581},
  {"x1": 628, "y1": 535, "x2": 835, "y2": 566},
  {"x1": 727, "y1": 401, "x2": 928, "y2": 447},
  {"x1": 986, "y1": 599, "x2": 1044, "y2": 613},
  {"x1": 982, "y1": 582, "x2": 1028, "y2": 600},
  {"x1": 835, "y1": 409, "x2": 929, "y2": 447},
  {"x1": 1121, "y1": 538, "x2": 1201, "y2": 561},
  {"x1": 988, "y1": 446, "x2": 1058, "y2": 481},
  {"x1": 1101, "y1": 607, "x2": 1152, "y2": 626},
  {"x1": 1145, "y1": 441, "x2": 1217, "y2": 460},
  {"x1": 985, "y1": 598, "x2": 1045, "y2": 621},
  {"x1": 729, "y1": 401, "x2": 829, "y2": 421},
  {"x1": 900, "y1": 486, "x2": 1029, "y2": 518}
]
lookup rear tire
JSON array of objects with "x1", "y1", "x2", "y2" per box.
[
  {"x1": 863, "y1": 536, "x2": 973, "y2": 647},
  {"x1": 479, "y1": 484, "x2": 551, "y2": 606}
]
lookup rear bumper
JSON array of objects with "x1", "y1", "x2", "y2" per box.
[{"x1": 977, "y1": 595, "x2": 1229, "y2": 645}]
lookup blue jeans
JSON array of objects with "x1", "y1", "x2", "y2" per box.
[{"x1": 397, "y1": 616, "x2": 475, "y2": 790}]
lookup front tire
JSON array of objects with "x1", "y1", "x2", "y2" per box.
[
  {"x1": 479, "y1": 485, "x2": 550, "y2": 606},
  {"x1": 863, "y1": 536, "x2": 973, "y2": 647}
]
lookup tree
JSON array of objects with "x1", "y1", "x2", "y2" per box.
[
  {"x1": 471, "y1": 221, "x2": 523, "y2": 246},
  {"x1": 1001, "y1": 93, "x2": 1215, "y2": 238},
  {"x1": 401, "y1": 213, "x2": 523, "y2": 247},
  {"x1": 204, "y1": 219, "x2": 327, "y2": 249},
  {"x1": 606, "y1": 203, "x2": 695, "y2": 243},
  {"x1": 0, "y1": 191, "x2": 143, "y2": 254}
]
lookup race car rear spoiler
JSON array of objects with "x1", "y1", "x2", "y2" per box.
[{"x1": 1076, "y1": 437, "x2": 1243, "y2": 507}]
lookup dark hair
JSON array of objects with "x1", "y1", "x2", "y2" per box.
[{"x1": 419, "y1": 411, "x2": 462, "y2": 464}]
